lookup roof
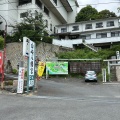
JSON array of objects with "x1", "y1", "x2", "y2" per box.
[{"x1": 56, "y1": 17, "x2": 120, "y2": 27}]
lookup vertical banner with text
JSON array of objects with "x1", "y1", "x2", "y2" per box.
[
  {"x1": 37, "y1": 62, "x2": 46, "y2": 77},
  {"x1": 17, "y1": 67, "x2": 25, "y2": 93},
  {"x1": 29, "y1": 40, "x2": 35, "y2": 87}
]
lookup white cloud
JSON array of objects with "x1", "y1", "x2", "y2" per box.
[{"x1": 77, "y1": 0, "x2": 120, "y2": 16}]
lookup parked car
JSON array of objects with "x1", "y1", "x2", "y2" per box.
[{"x1": 85, "y1": 71, "x2": 97, "y2": 82}]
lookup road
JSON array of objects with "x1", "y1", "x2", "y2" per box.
[{"x1": 0, "y1": 78, "x2": 120, "y2": 120}]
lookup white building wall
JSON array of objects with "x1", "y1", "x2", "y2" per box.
[
  {"x1": 67, "y1": 0, "x2": 78, "y2": 23},
  {"x1": 54, "y1": 17, "x2": 120, "y2": 48},
  {"x1": 53, "y1": 0, "x2": 68, "y2": 22},
  {"x1": 0, "y1": 0, "x2": 18, "y2": 34},
  {"x1": 57, "y1": 18, "x2": 120, "y2": 33},
  {"x1": 0, "y1": 0, "x2": 9, "y2": 31},
  {"x1": 0, "y1": 0, "x2": 77, "y2": 35}
]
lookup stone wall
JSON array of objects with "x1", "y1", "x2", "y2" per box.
[{"x1": 5, "y1": 42, "x2": 73, "y2": 70}]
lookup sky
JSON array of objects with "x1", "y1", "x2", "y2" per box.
[{"x1": 77, "y1": 0, "x2": 120, "y2": 16}]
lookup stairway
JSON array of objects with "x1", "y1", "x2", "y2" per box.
[{"x1": 82, "y1": 40, "x2": 100, "y2": 52}]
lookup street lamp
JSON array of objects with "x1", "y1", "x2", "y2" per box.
[{"x1": 0, "y1": 15, "x2": 7, "y2": 88}]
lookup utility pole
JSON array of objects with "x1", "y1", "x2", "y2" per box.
[{"x1": 0, "y1": 15, "x2": 7, "y2": 89}]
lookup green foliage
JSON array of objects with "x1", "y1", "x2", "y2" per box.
[
  {"x1": 76, "y1": 5, "x2": 98, "y2": 22},
  {"x1": 25, "y1": 71, "x2": 27, "y2": 77},
  {"x1": 98, "y1": 72, "x2": 111, "y2": 82},
  {"x1": 98, "y1": 10, "x2": 117, "y2": 19},
  {"x1": 42, "y1": 36, "x2": 53, "y2": 44},
  {"x1": 0, "y1": 36, "x2": 4, "y2": 49},
  {"x1": 57, "y1": 45, "x2": 120, "y2": 61},
  {"x1": 4, "y1": 80, "x2": 13, "y2": 86},
  {"x1": 12, "y1": 69, "x2": 18, "y2": 74},
  {"x1": 75, "y1": 5, "x2": 117, "y2": 22},
  {"x1": 8, "y1": 11, "x2": 53, "y2": 43}
]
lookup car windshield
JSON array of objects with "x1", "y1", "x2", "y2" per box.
[{"x1": 86, "y1": 71, "x2": 95, "y2": 75}]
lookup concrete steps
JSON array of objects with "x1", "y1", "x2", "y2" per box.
[{"x1": 82, "y1": 41, "x2": 100, "y2": 52}]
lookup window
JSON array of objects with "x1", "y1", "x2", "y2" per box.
[
  {"x1": 81, "y1": 34, "x2": 91, "y2": 40},
  {"x1": 20, "y1": 12, "x2": 28, "y2": 18},
  {"x1": 54, "y1": 27, "x2": 56, "y2": 33},
  {"x1": 61, "y1": 28, "x2": 67, "y2": 33},
  {"x1": 50, "y1": 24, "x2": 52, "y2": 31},
  {"x1": 45, "y1": 20, "x2": 48, "y2": 27},
  {"x1": 96, "y1": 22, "x2": 103, "y2": 28},
  {"x1": 72, "y1": 26, "x2": 79, "y2": 31},
  {"x1": 19, "y1": 0, "x2": 32, "y2": 6},
  {"x1": 69, "y1": 35, "x2": 79, "y2": 39},
  {"x1": 35, "y1": 0, "x2": 42, "y2": 9},
  {"x1": 111, "y1": 31, "x2": 120, "y2": 37},
  {"x1": 53, "y1": 0, "x2": 57, "y2": 5},
  {"x1": 44, "y1": 6, "x2": 49, "y2": 16},
  {"x1": 85, "y1": 24, "x2": 92, "y2": 29},
  {"x1": 96, "y1": 33, "x2": 107, "y2": 38},
  {"x1": 107, "y1": 21, "x2": 114, "y2": 27}
]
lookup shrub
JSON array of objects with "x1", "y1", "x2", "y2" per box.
[
  {"x1": 25, "y1": 71, "x2": 27, "y2": 77},
  {"x1": 12, "y1": 69, "x2": 18, "y2": 74}
]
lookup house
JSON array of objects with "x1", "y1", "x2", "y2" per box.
[
  {"x1": 0, "y1": 0, "x2": 79, "y2": 35},
  {"x1": 53, "y1": 17, "x2": 120, "y2": 50}
]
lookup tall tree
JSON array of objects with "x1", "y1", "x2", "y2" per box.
[
  {"x1": 75, "y1": 6, "x2": 117, "y2": 22},
  {"x1": 75, "y1": 5, "x2": 98, "y2": 22},
  {"x1": 98, "y1": 10, "x2": 117, "y2": 19}
]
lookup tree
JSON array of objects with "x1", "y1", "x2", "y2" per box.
[
  {"x1": 11, "y1": 11, "x2": 47, "y2": 42},
  {"x1": 75, "y1": 5, "x2": 98, "y2": 22},
  {"x1": 75, "y1": 6, "x2": 117, "y2": 22},
  {"x1": 98, "y1": 10, "x2": 117, "y2": 19}
]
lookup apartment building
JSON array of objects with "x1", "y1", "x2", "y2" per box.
[
  {"x1": 53, "y1": 17, "x2": 120, "y2": 49},
  {"x1": 0, "y1": 0, "x2": 79, "y2": 35}
]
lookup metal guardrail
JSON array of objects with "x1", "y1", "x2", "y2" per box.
[{"x1": 82, "y1": 41, "x2": 101, "y2": 52}]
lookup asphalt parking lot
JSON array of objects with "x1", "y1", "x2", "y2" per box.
[
  {"x1": 1, "y1": 77, "x2": 120, "y2": 120},
  {"x1": 36, "y1": 77, "x2": 120, "y2": 99}
]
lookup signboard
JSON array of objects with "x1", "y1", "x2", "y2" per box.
[
  {"x1": 17, "y1": 67, "x2": 25, "y2": 93},
  {"x1": 46, "y1": 62, "x2": 68, "y2": 75},
  {"x1": 29, "y1": 40, "x2": 35, "y2": 87},
  {"x1": 23, "y1": 37, "x2": 30, "y2": 56},
  {"x1": 0, "y1": 51, "x2": 3, "y2": 73},
  {"x1": 37, "y1": 62, "x2": 46, "y2": 77}
]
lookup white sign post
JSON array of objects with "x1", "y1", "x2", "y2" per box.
[
  {"x1": 23, "y1": 37, "x2": 30, "y2": 57},
  {"x1": 23, "y1": 37, "x2": 36, "y2": 93},
  {"x1": 102, "y1": 68, "x2": 106, "y2": 83},
  {"x1": 17, "y1": 67, "x2": 25, "y2": 93}
]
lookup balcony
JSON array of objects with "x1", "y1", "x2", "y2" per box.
[{"x1": 53, "y1": 36, "x2": 120, "y2": 48}]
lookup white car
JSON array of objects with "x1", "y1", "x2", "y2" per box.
[{"x1": 85, "y1": 71, "x2": 97, "y2": 82}]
